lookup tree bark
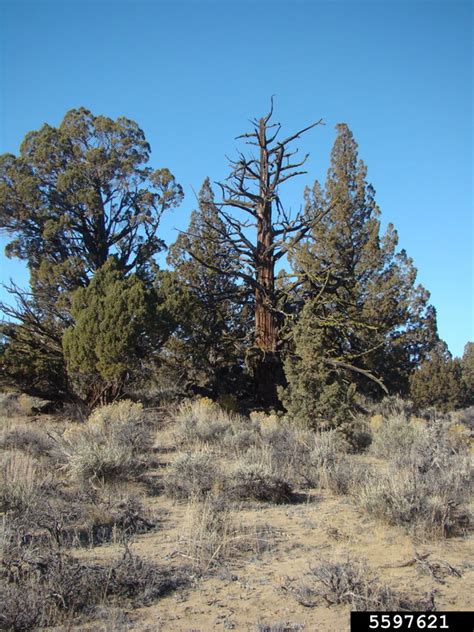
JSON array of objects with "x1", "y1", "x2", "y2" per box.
[{"x1": 253, "y1": 119, "x2": 283, "y2": 407}]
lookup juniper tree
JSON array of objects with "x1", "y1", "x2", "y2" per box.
[
  {"x1": 0, "y1": 108, "x2": 182, "y2": 398},
  {"x1": 166, "y1": 178, "x2": 251, "y2": 396},
  {"x1": 0, "y1": 107, "x2": 183, "y2": 284},
  {"x1": 461, "y1": 342, "x2": 474, "y2": 405},
  {"x1": 283, "y1": 124, "x2": 438, "y2": 424},
  {"x1": 0, "y1": 285, "x2": 69, "y2": 400},
  {"x1": 185, "y1": 104, "x2": 325, "y2": 406},
  {"x1": 409, "y1": 342, "x2": 466, "y2": 412},
  {"x1": 62, "y1": 258, "x2": 161, "y2": 405}
]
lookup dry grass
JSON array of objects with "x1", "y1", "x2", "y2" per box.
[
  {"x1": 0, "y1": 451, "x2": 48, "y2": 513},
  {"x1": 1, "y1": 393, "x2": 472, "y2": 630},
  {"x1": 178, "y1": 496, "x2": 273, "y2": 574}
]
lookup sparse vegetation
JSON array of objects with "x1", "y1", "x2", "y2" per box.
[
  {"x1": 0, "y1": 394, "x2": 472, "y2": 629},
  {"x1": 357, "y1": 411, "x2": 472, "y2": 537},
  {"x1": 291, "y1": 556, "x2": 436, "y2": 611},
  {"x1": 179, "y1": 496, "x2": 272, "y2": 574}
]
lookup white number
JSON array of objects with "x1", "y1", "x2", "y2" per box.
[
  {"x1": 369, "y1": 615, "x2": 379, "y2": 629},
  {"x1": 439, "y1": 615, "x2": 449, "y2": 629},
  {"x1": 417, "y1": 615, "x2": 427, "y2": 629},
  {"x1": 380, "y1": 615, "x2": 391, "y2": 629},
  {"x1": 405, "y1": 615, "x2": 414, "y2": 629},
  {"x1": 393, "y1": 615, "x2": 403, "y2": 629}
]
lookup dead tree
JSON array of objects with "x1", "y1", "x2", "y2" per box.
[{"x1": 189, "y1": 103, "x2": 325, "y2": 407}]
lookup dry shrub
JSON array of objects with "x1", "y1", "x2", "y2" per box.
[
  {"x1": 371, "y1": 395, "x2": 415, "y2": 419},
  {"x1": 0, "y1": 541, "x2": 186, "y2": 630},
  {"x1": 5, "y1": 485, "x2": 157, "y2": 550},
  {"x1": 259, "y1": 426, "x2": 312, "y2": 487},
  {"x1": 357, "y1": 461, "x2": 471, "y2": 537},
  {"x1": 0, "y1": 393, "x2": 22, "y2": 418},
  {"x1": 63, "y1": 400, "x2": 152, "y2": 483},
  {"x1": 164, "y1": 452, "x2": 221, "y2": 499},
  {"x1": 324, "y1": 457, "x2": 369, "y2": 495},
  {"x1": 292, "y1": 556, "x2": 435, "y2": 611},
  {"x1": 0, "y1": 426, "x2": 55, "y2": 459},
  {"x1": 224, "y1": 461, "x2": 293, "y2": 503},
  {"x1": 255, "y1": 425, "x2": 350, "y2": 490},
  {"x1": 180, "y1": 496, "x2": 271, "y2": 573},
  {"x1": 370, "y1": 414, "x2": 428, "y2": 464},
  {"x1": 455, "y1": 406, "x2": 474, "y2": 432},
  {"x1": 362, "y1": 413, "x2": 472, "y2": 537},
  {"x1": 176, "y1": 397, "x2": 235, "y2": 445},
  {"x1": 224, "y1": 427, "x2": 260, "y2": 454}
]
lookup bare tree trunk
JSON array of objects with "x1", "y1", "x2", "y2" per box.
[
  {"x1": 187, "y1": 105, "x2": 324, "y2": 408},
  {"x1": 253, "y1": 119, "x2": 283, "y2": 407}
]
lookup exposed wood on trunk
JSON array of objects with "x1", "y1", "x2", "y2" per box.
[{"x1": 186, "y1": 102, "x2": 325, "y2": 407}]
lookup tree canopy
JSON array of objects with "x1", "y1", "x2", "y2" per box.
[
  {"x1": 0, "y1": 107, "x2": 183, "y2": 289},
  {"x1": 0, "y1": 105, "x2": 462, "y2": 418},
  {"x1": 282, "y1": 124, "x2": 438, "y2": 425}
]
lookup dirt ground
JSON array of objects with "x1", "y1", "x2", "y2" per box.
[{"x1": 71, "y1": 428, "x2": 473, "y2": 632}]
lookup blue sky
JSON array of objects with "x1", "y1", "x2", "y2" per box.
[{"x1": 0, "y1": 0, "x2": 472, "y2": 357}]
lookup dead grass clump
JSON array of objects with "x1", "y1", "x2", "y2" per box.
[
  {"x1": 291, "y1": 557, "x2": 435, "y2": 611},
  {"x1": 63, "y1": 400, "x2": 152, "y2": 483},
  {"x1": 224, "y1": 462, "x2": 293, "y2": 503},
  {"x1": 164, "y1": 452, "x2": 221, "y2": 499},
  {"x1": 0, "y1": 451, "x2": 47, "y2": 513},
  {"x1": 180, "y1": 496, "x2": 271, "y2": 573}
]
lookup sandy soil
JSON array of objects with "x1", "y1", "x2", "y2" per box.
[{"x1": 71, "y1": 429, "x2": 473, "y2": 632}]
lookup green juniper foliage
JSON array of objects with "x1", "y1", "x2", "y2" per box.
[
  {"x1": 0, "y1": 108, "x2": 182, "y2": 400},
  {"x1": 282, "y1": 124, "x2": 438, "y2": 425},
  {"x1": 0, "y1": 109, "x2": 460, "y2": 417},
  {"x1": 0, "y1": 107, "x2": 183, "y2": 282},
  {"x1": 166, "y1": 178, "x2": 251, "y2": 396},
  {"x1": 62, "y1": 259, "x2": 158, "y2": 405},
  {"x1": 460, "y1": 342, "x2": 474, "y2": 406},
  {"x1": 409, "y1": 342, "x2": 467, "y2": 412}
]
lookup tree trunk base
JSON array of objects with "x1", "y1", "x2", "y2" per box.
[{"x1": 247, "y1": 348, "x2": 286, "y2": 410}]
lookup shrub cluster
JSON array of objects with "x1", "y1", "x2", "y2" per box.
[
  {"x1": 358, "y1": 413, "x2": 472, "y2": 537},
  {"x1": 62, "y1": 400, "x2": 153, "y2": 483}
]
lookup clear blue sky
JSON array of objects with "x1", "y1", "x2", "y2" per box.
[{"x1": 0, "y1": 0, "x2": 472, "y2": 357}]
